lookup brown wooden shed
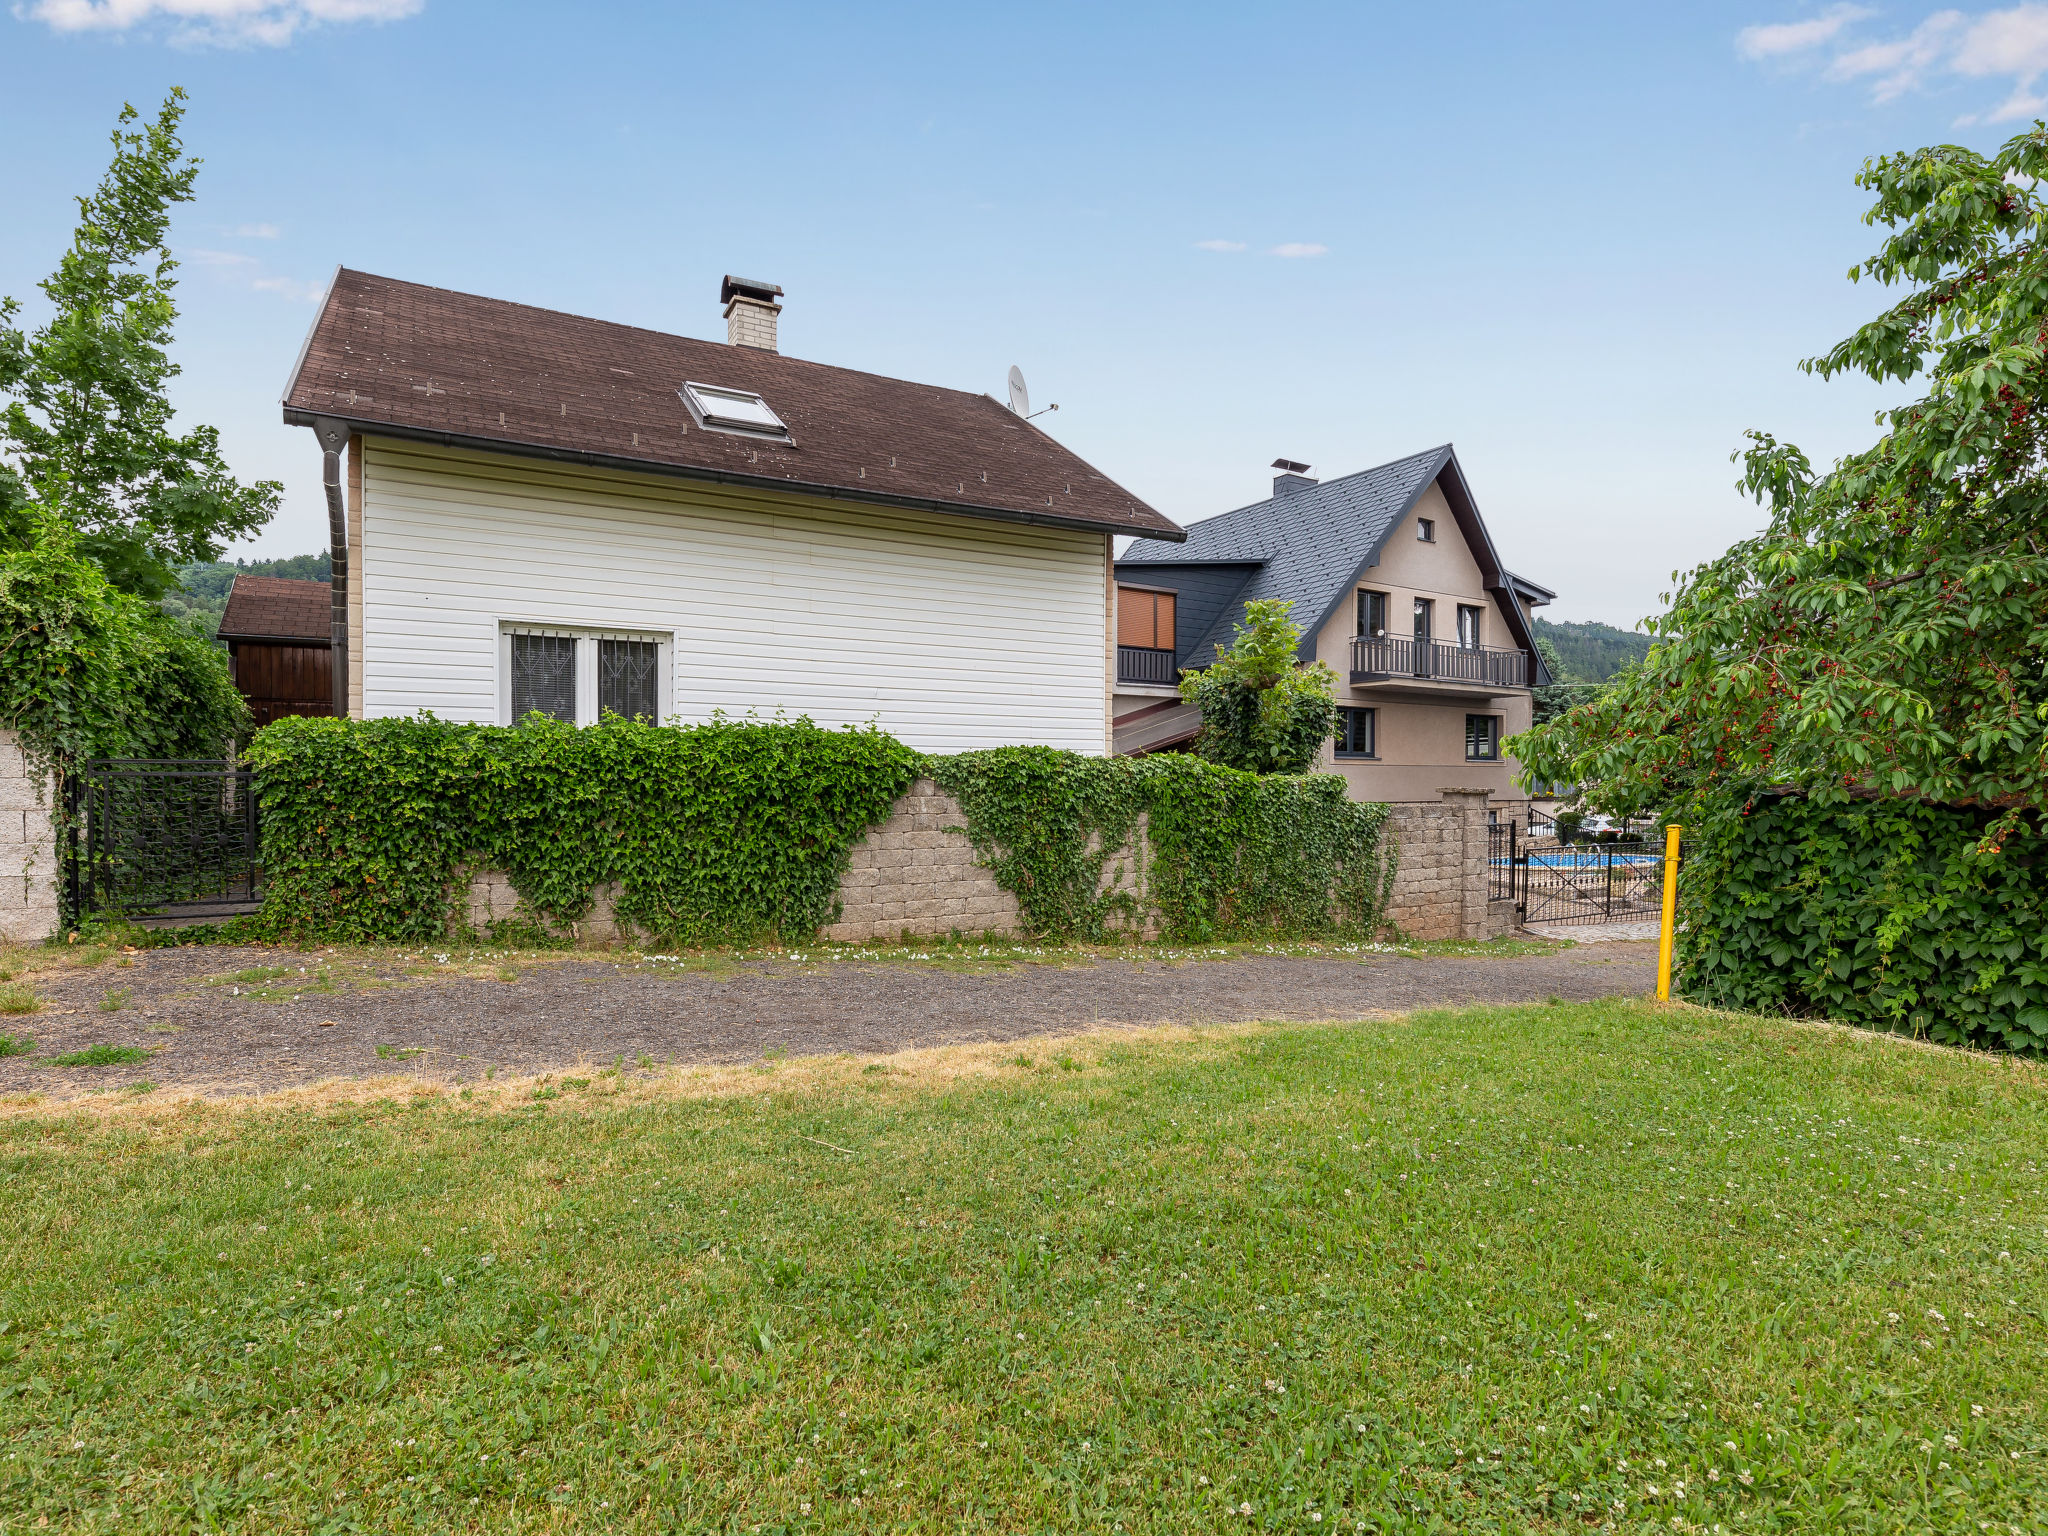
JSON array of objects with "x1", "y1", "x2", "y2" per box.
[{"x1": 218, "y1": 576, "x2": 334, "y2": 728}]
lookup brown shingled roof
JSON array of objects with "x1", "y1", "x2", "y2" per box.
[
  {"x1": 218, "y1": 576, "x2": 331, "y2": 644},
  {"x1": 282, "y1": 269, "x2": 1184, "y2": 542}
]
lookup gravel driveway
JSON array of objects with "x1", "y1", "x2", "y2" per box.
[{"x1": 0, "y1": 941, "x2": 1657, "y2": 1101}]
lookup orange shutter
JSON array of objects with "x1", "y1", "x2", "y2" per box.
[
  {"x1": 1117, "y1": 587, "x2": 1154, "y2": 649},
  {"x1": 1156, "y1": 591, "x2": 1174, "y2": 651}
]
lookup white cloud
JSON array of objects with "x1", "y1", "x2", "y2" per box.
[
  {"x1": 251, "y1": 274, "x2": 325, "y2": 302},
  {"x1": 1744, "y1": 4, "x2": 2048, "y2": 118},
  {"x1": 230, "y1": 222, "x2": 281, "y2": 238},
  {"x1": 18, "y1": 0, "x2": 422, "y2": 47},
  {"x1": 181, "y1": 244, "x2": 323, "y2": 300},
  {"x1": 1825, "y1": 10, "x2": 1966, "y2": 102},
  {"x1": 1193, "y1": 238, "x2": 1247, "y2": 252},
  {"x1": 1736, "y1": 3, "x2": 1874, "y2": 59},
  {"x1": 1269, "y1": 242, "x2": 1329, "y2": 258}
]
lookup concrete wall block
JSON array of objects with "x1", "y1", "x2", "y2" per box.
[{"x1": 0, "y1": 774, "x2": 51, "y2": 813}]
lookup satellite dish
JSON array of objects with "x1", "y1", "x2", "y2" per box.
[{"x1": 1007, "y1": 365, "x2": 1029, "y2": 417}]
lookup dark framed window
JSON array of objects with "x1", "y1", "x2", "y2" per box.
[
  {"x1": 1456, "y1": 604, "x2": 1483, "y2": 650},
  {"x1": 1335, "y1": 706, "x2": 1377, "y2": 758},
  {"x1": 1355, "y1": 589, "x2": 1387, "y2": 638},
  {"x1": 1416, "y1": 517, "x2": 1435, "y2": 542},
  {"x1": 1466, "y1": 713, "x2": 1501, "y2": 761},
  {"x1": 1413, "y1": 597, "x2": 1433, "y2": 639},
  {"x1": 510, "y1": 634, "x2": 577, "y2": 723},
  {"x1": 600, "y1": 638, "x2": 660, "y2": 721}
]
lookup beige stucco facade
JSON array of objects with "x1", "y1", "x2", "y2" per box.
[{"x1": 1305, "y1": 484, "x2": 1534, "y2": 806}]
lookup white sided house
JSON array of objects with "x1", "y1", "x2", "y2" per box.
[{"x1": 281, "y1": 272, "x2": 1184, "y2": 751}]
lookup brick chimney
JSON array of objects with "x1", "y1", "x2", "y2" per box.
[
  {"x1": 721, "y1": 275, "x2": 783, "y2": 352},
  {"x1": 1271, "y1": 458, "x2": 1317, "y2": 497}
]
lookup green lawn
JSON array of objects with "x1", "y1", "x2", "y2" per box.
[{"x1": 1, "y1": 1000, "x2": 2043, "y2": 1533}]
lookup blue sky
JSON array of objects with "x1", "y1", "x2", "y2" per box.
[{"x1": 6, "y1": 1, "x2": 2048, "y2": 626}]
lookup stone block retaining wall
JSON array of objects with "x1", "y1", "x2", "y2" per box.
[
  {"x1": 461, "y1": 783, "x2": 1514, "y2": 945},
  {"x1": 1381, "y1": 790, "x2": 1514, "y2": 942},
  {"x1": 822, "y1": 779, "x2": 1019, "y2": 943},
  {"x1": 0, "y1": 732, "x2": 59, "y2": 944}
]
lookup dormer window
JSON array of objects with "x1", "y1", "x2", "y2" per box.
[{"x1": 679, "y1": 381, "x2": 790, "y2": 440}]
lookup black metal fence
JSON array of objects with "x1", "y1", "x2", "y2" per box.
[
  {"x1": 65, "y1": 758, "x2": 261, "y2": 927},
  {"x1": 1350, "y1": 635, "x2": 1530, "y2": 688},
  {"x1": 1116, "y1": 645, "x2": 1177, "y2": 686},
  {"x1": 1489, "y1": 817, "x2": 1679, "y2": 928}
]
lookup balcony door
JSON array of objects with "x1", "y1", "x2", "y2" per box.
[
  {"x1": 1116, "y1": 585, "x2": 1177, "y2": 686},
  {"x1": 1412, "y1": 598, "x2": 1434, "y2": 677}
]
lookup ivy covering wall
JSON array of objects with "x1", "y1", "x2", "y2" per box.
[
  {"x1": 245, "y1": 720, "x2": 1395, "y2": 947},
  {"x1": 245, "y1": 716, "x2": 922, "y2": 946},
  {"x1": 1678, "y1": 795, "x2": 2048, "y2": 1054},
  {"x1": 930, "y1": 748, "x2": 1394, "y2": 942},
  {"x1": 0, "y1": 527, "x2": 249, "y2": 776}
]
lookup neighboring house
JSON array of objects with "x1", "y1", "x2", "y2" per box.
[
  {"x1": 217, "y1": 575, "x2": 335, "y2": 728},
  {"x1": 1113, "y1": 447, "x2": 1554, "y2": 807},
  {"x1": 280, "y1": 271, "x2": 1182, "y2": 752}
]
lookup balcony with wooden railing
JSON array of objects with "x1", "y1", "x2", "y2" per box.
[{"x1": 1349, "y1": 635, "x2": 1530, "y2": 691}]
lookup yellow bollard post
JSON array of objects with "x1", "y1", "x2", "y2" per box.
[{"x1": 1656, "y1": 823, "x2": 1682, "y2": 1001}]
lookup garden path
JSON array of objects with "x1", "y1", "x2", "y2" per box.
[{"x1": 2, "y1": 941, "x2": 1657, "y2": 1101}]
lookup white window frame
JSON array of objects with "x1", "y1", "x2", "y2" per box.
[{"x1": 498, "y1": 623, "x2": 674, "y2": 726}]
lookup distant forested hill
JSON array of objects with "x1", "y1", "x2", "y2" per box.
[
  {"x1": 163, "y1": 553, "x2": 331, "y2": 636},
  {"x1": 1532, "y1": 617, "x2": 1655, "y2": 683}
]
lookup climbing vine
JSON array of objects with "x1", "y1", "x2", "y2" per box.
[
  {"x1": 930, "y1": 748, "x2": 1395, "y2": 943},
  {"x1": 246, "y1": 719, "x2": 1395, "y2": 948},
  {"x1": 0, "y1": 523, "x2": 248, "y2": 783},
  {"x1": 245, "y1": 714, "x2": 920, "y2": 945},
  {"x1": 927, "y1": 748, "x2": 1146, "y2": 941},
  {"x1": 1676, "y1": 794, "x2": 2048, "y2": 1054}
]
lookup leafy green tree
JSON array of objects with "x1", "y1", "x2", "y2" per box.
[
  {"x1": 0, "y1": 519, "x2": 250, "y2": 772},
  {"x1": 1530, "y1": 617, "x2": 1654, "y2": 683},
  {"x1": 0, "y1": 89, "x2": 279, "y2": 598},
  {"x1": 1514, "y1": 124, "x2": 2048, "y2": 826},
  {"x1": 1529, "y1": 634, "x2": 1605, "y2": 726},
  {"x1": 1179, "y1": 599, "x2": 1338, "y2": 775}
]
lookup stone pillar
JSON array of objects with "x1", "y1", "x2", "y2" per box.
[
  {"x1": 0, "y1": 731, "x2": 60, "y2": 944},
  {"x1": 1437, "y1": 787, "x2": 1493, "y2": 940}
]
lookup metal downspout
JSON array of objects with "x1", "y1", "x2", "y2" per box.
[{"x1": 310, "y1": 417, "x2": 350, "y2": 719}]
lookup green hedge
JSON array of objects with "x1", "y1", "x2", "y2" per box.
[
  {"x1": 930, "y1": 748, "x2": 1394, "y2": 943},
  {"x1": 0, "y1": 530, "x2": 248, "y2": 772},
  {"x1": 245, "y1": 720, "x2": 1395, "y2": 948},
  {"x1": 245, "y1": 715, "x2": 920, "y2": 946},
  {"x1": 1678, "y1": 795, "x2": 2048, "y2": 1053}
]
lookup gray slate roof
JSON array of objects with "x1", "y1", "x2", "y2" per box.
[{"x1": 1118, "y1": 444, "x2": 1454, "y2": 668}]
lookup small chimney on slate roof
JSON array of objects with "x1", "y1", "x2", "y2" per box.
[
  {"x1": 721, "y1": 275, "x2": 783, "y2": 352},
  {"x1": 1271, "y1": 458, "x2": 1317, "y2": 497}
]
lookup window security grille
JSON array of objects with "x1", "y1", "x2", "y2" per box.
[
  {"x1": 511, "y1": 634, "x2": 577, "y2": 722},
  {"x1": 600, "y1": 638, "x2": 660, "y2": 721}
]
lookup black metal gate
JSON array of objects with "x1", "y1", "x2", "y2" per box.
[
  {"x1": 1515, "y1": 840, "x2": 1664, "y2": 926},
  {"x1": 65, "y1": 759, "x2": 261, "y2": 927},
  {"x1": 1490, "y1": 819, "x2": 1680, "y2": 928}
]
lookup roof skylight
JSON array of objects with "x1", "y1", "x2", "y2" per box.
[{"x1": 680, "y1": 381, "x2": 789, "y2": 439}]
